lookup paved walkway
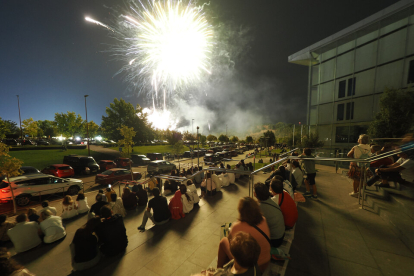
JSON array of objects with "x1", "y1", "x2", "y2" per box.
[{"x1": 3, "y1": 165, "x2": 414, "y2": 276}]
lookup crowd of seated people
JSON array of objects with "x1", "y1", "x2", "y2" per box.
[{"x1": 7, "y1": 210, "x2": 67, "y2": 253}]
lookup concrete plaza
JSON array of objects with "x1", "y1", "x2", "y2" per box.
[{"x1": 4, "y1": 164, "x2": 414, "y2": 276}]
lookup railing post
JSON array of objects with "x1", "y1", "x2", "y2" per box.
[
  {"x1": 361, "y1": 163, "x2": 368, "y2": 210},
  {"x1": 358, "y1": 163, "x2": 364, "y2": 205}
]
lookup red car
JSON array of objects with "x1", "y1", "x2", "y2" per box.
[
  {"x1": 95, "y1": 168, "x2": 142, "y2": 185},
  {"x1": 114, "y1": 157, "x2": 132, "y2": 168},
  {"x1": 41, "y1": 164, "x2": 75, "y2": 178},
  {"x1": 98, "y1": 160, "x2": 116, "y2": 172}
]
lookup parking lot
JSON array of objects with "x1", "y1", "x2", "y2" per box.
[{"x1": 0, "y1": 147, "x2": 257, "y2": 215}]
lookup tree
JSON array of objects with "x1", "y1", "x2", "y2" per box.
[
  {"x1": 230, "y1": 136, "x2": 239, "y2": 143},
  {"x1": 368, "y1": 88, "x2": 414, "y2": 138},
  {"x1": 165, "y1": 130, "x2": 182, "y2": 145},
  {"x1": 101, "y1": 98, "x2": 154, "y2": 144},
  {"x1": 300, "y1": 132, "x2": 324, "y2": 148},
  {"x1": 246, "y1": 136, "x2": 253, "y2": 144},
  {"x1": 118, "y1": 125, "x2": 136, "y2": 157},
  {"x1": 199, "y1": 135, "x2": 207, "y2": 146},
  {"x1": 207, "y1": 134, "x2": 217, "y2": 142},
  {"x1": 0, "y1": 143, "x2": 23, "y2": 214},
  {"x1": 0, "y1": 118, "x2": 7, "y2": 139},
  {"x1": 172, "y1": 141, "x2": 185, "y2": 165},
  {"x1": 183, "y1": 131, "x2": 196, "y2": 141},
  {"x1": 82, "y1": 121, "x2": 100, "y2": 138},
  {"x1": 22, "y1": 118, "x2": 38, "y2": 138},
  {"x1": 37, "y1": 120, "x2": 57, "y2": 138},
  {"x1": 54, "y1": 112, "x2": 83, "y2": 138},
  {"x1": 218, "y1": 134, "x2": 229, "y2": 142},
  {"x1": 263, "y1": 130, "x2": 276, "y2": 147},
  {"x1": 0, "y1": 119, "x2": 19, "y2": 138}
]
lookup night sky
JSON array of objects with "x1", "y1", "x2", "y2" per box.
[{"x1": 0, "y1": 0, "x2": 400, "y2": 134}]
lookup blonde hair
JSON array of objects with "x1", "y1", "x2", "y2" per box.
[
  {"x1": 359, "y1": 134, "x2": 369, "y2": 145},
  {"x1": 62, "y1": 195, "x2": 73, "y2": 206}
]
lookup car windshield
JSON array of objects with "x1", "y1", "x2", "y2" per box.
[
  {"x1": 148, "y1": 163, "x2": 158, "y2": 166},
  {"x1": 80, "y1": 158, "x2": 97, "y2": 166},
  {"x1": 101, "y1": 170, "x2": 113, "y2": 175},
  {"x1": 58, "y1": 166, "x2": 71, "y2": 170}
]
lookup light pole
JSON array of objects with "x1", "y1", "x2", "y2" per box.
[
  {"x1": 197, "y1": 126, "x2": 199, "y2": 168},
  {"x1": 84, "y1": 95, "x2": 90, "y2": 156},
  {"x1": 16, "y1": 95, "x2": 22, "y2": 141}
]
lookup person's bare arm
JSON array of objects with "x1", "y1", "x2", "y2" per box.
[
  {"x1": 347, "y1": 148, "x2": 355, "y2": 158},
  {"x1": 376, "y1": 165, "x2": 404, "y2": 174}
]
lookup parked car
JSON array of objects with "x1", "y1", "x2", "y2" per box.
[
  {"x1": 230, "y1": 150, "x2": 238, "y2": 157},
  {"x1": 41, "y1": 164, "x2": 75, "y2": 178},
  {"x1": 36, "y1": 140, "x2": 50, "y2": 145},
  {"x1": 114, "y1": 157, "x2": 132, "y2": 168},
  {"x1": 183, "y1": 151, "x2": 193, "y2": 158},
  {"x1": 98, "y1": 160, "x2": 117, "y2": 172},
  {"x1": 219, "y1": 151, "x2": 231, "y2": 159},
  {"x1": 130, "y1": 154, "x2": 151, "y2": 166},
  {"x1": 147, "y1": 153, "x2": 163, "y2": 161},
  {"x1": 1, "y1": 166, "x2": 41, "y2": 181},
  {"x1": 0, "y1": 174, "x2": 83, "y2": 206},
  {"x1": 1, "y1": 139, "x2": 19, "y2": 146},
  {"x1": 147, "y1": 160, "x2": 176, "y2": 175},
  {"x1": 63, "y1": 155, "x2": 100, "y2": 175},
  {"x1": 204, "y1": 154, "x2": 222, "y2": 165},
  {"x1": 17, "y1": 139, "x2": 36, "y2": 146},
  {"x1": 95, "y1": 168, "x2": 142, "y2": 185}
]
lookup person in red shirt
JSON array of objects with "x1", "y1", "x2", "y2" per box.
[
  {"x1": 270, "y1": 179, "x2": 298, "y2": 229},
  {"x1": 168, "y1": 190, "x2": 184, "y2": 220}
]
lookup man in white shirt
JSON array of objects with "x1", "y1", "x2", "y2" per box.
[
  {"x1": 40, "y1": 200, "x2": 57, "y2": 216},
  {"x1": 8, "y1": 214, "x2": 42, "y2": 253},
  {"x1": 39, "y1": 210, "x2": 66, "y2": 244}
]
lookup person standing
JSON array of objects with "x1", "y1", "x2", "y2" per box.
[
  {"x1": 347, "y1": 134, "x2": 371, "y2": 197},
  {"x1": 300, "y1": 148, "x2": 318, "y2": 199},
  {"x1": 137, "y1": 188, "x2": 170, "y2": 231}
]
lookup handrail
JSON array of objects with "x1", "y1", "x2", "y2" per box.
[{"x1": 279, "y1": 148, "x2": 299, "y2": 158}]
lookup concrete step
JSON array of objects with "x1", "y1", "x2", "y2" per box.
[{"x1": 364, "y1": 185, "x2": 414, "y2": 253}]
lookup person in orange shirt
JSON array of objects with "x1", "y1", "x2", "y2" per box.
[{"x1": 270, "y1": 179, "x2": 298, "y2": 229}]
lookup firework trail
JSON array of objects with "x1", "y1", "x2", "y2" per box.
[{"x1": 86, "y1": 0, "x2": 213, "y2": 130}]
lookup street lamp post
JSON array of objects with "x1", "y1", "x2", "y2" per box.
[
  {"x1": 16, "y1": 95, "x2": 22, "y2": 141},
  {"x1": 197, "y1": 126, "x2": 199, "y2": 168},
  {"x1": 84, "y1": 95, "x2": 90, "y2": 156}
]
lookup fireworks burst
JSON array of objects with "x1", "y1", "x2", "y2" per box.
[{"x1": 86, "y1": 0, "x2": 213, "y2": 130}]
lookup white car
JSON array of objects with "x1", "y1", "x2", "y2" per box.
[{"x1": 0, "y1": 174, "x2": 83, "y2": 206}]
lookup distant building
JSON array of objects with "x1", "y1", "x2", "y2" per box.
[{"x1": 289, "y1": 0, "x2": 414, "y2": 150}]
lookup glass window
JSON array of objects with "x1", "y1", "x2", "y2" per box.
[
  {"x1": 347, "y1": 78, "x2": 356, "y2": 96},
  {"x1": 335, "y1": 126, "x2": 349, "y2": 143},
  {"x1": 338, "y1": 80, "x2": 346, "y2": 98},
  {"x1": 346, "y1": 102, "x2": 354, "y2": 120},
  {"x1": 408, "y1": 60, "x2": 414, "y2": 84},
  {"x1": 337, "y1": 104, "x2": 345, "y2": 121}
]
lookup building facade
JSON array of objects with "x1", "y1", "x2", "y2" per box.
[{"x1": 289, "y1": 0, "x2": 414, "y2": 150}]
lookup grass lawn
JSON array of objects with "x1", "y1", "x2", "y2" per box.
[{"x1": 9, "y1": 149, "x2": 115, "y2": 170}]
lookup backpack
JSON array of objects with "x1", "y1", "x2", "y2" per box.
[{"x1": 356, "y1": 146, "x2": 370, "y2": 166}]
